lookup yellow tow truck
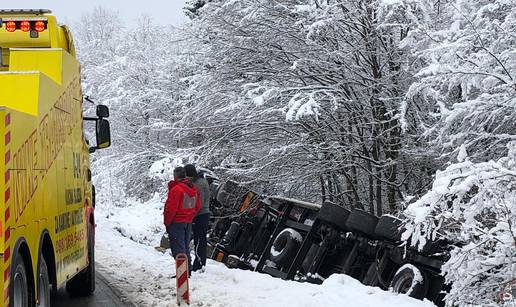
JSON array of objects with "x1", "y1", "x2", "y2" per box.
[{"x1": 0, "y1": 9, "x2": 111, "y2": 307}]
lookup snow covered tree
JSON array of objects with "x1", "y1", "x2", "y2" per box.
[
  {"x1": 75, "y1": 8, "x2": 193, "y2": 201},
  {"x1": 403, "y1": 142, "x2": 516, "y2": 305},
  {"x1": 178, "y1": 0, "x2": 437, "y2": 214},
  {"x1": 395, "y1": 0, "x2": 516, "y2": 304},
  {"x1": 394, "y1": 0, "x2": 516, "y2": 162}
]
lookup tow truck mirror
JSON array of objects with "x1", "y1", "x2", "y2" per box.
[
  {"x1": 96, "y1": 105, "x2": 109, "y2": 118},
  {"x1": 96, "y1": 119, "x2": 111, "y2": 150}
]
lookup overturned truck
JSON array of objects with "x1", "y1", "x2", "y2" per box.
[{"x1": 207, "y1": 180, "x2": 449, "y2": 306}]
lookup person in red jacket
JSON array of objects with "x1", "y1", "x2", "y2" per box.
[{"x1": 164, "y1": 166, "x2": 201, "y2": 269}]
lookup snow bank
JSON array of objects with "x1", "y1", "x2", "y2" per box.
[
  {"x1": 100, "y1": 193, "x2": 165, "y2": 246},
  {"x1": 95, "y1": 199, "x2": 435, "y2": 307}
]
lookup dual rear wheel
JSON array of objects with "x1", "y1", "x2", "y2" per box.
[
  {"x1": 11, "y1": 252, "x2": 48, "y2": 307},
  {"x1": 11, "y1": 254, "x2": 30, "y2": 307}
]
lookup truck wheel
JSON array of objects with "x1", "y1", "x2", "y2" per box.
[
  {"x1": 66, "y1": 223, "x2": 95, "y2": 296},
  {"x1": 234, "y1": 223, "x2": 252, "y2": 253},
  {"x1": 316, "y1": 202, "x2": 350, "y2": 230},
  {"x1": 221, "y1": 221, "x2": 241, "y2": 247},
  {"x1": 390, "y1": 265, "x2": 429, "y2": 299},
  {"x1": 269, "y1": 228, "x2": 302, "y2": 267},
  {"x1": 11, "y1": 253, "x2": 29, "y2": 307},
  {"x1": 375, "y1": 215, "x2": 404, "y2": 242},
  {"x1": 345, "y1": 209, "x2": 379, "y2": 238},
  {"x1": 92, "y1": 185, "x2": 96, "y2": 208},
  {"x1": 210, "y1": 182, "x2": 220, "y2": 200},
  {"x1": 216, "y1": 190, "x2": 230, "y2": 207},
  {"x1": 37, "y1": 258, "x2": 50, "y2": 307},
  {"x1": 301, "y1": 243, "x2": 319, "y2": 273}
]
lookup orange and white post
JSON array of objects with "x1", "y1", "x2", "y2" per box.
[{"x1": 175, "y1": 253, "x2": 190, "y2": 305}]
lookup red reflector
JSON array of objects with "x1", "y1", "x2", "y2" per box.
[
  {"x1": 5, "y1": 21, "x2": 16, "y2": 32},
  {"x1": 34, "y1": 21, "x2": 45, "y2": 32}
]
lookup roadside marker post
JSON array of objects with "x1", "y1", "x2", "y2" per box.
[{"x1": 175, "y1": 253, "x2": 190, "y2": 305}]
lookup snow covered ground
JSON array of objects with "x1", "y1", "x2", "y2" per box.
[{"x1": 94, "y1": 199, "x2": 435, "y2": 307}]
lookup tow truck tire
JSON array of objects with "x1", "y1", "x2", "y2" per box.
[
  {"x1": 11, "y1": 252, "x2": 30, "y2": 307},
  {"x1": 269, "y1": 228, "x2": 302, "y2": 267},
  {"x1": 66, "y1": 223, "x2": 95, "y2": 296},
  {"x1": 375, "y1": 215, "x2": 404, "y2": 242},
  {"x1": 37, "y1": 258, "x2": 51, "y2": 307},
  {"x1": 390, "y1": 265, "x2": 429, "y2": 299},
  {"x1": 345, "y1": 209, "x2": 379, "y2": 238},
  {"x1": 317, "y1": 202, "x2": 350, "y2": 230}
]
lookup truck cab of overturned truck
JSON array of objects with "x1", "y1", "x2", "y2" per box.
[{"x1": 0, "y1": 9, "x2": 111, "y2": 307}]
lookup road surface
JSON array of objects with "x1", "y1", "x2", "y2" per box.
[{"x1": 51, "y1": 271, "x2": 135, "y2": 307}]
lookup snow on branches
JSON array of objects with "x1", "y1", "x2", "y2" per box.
[
  {"x1": 394, "y1": 1, "x2": 516, "y2": 304},
  {"x1": 403, "y1": 142, "x2": 516, "y2": 305},
  {"x1": 400, "y1": 0, "x2": 516, "y2": 161}
]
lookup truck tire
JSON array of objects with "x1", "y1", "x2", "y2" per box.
[
  {"x1": 316, "y1": 202, "x2": 350, "y2": 230},
  {"x1": 66, "y1": 223, "x2": 95, "y2": 296},
  {"x1": 345, "y1": 209, "x2": 379, "y2": 238},
  {"x1": 301, "y1": 244, "x2": 320, "y2": 273},
  {"x1": 216, "y1": 189, "x2": 230, "y2": 206},
  {"x1": 269, "y1": 228, "x2": 302, "y2": 268},
  {"x1": 37, "y1": 258, "x2": 51, "y2": 307},
  {"x1": 375, "y1": 215, "x2": 404, "y2": 242},
  {"x1": 210, "y1": 182, "x2": 220, "y2": 201},
  {"x1": 92, "y1": 185, "x2": 96, "y2": 208},
  {"x1": 11, "y1": 252, "x2": 30, "y2": 307},
  {"x1": 221, "y1": 221, "x2": 241, "y2": 247},
  {"x1": 390, "y1": 265, "x2": 429, "y2": 299},
  {"x1": 234, "y1": 222, "x2": 253, "y2": 253}
]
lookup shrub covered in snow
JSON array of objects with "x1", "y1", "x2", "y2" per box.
[{"x1": 403, "y1": 142, "x2": 516, "y2": 305}]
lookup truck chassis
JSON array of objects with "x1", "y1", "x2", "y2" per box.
[{"x1": 206, "y1": 180, "x2": 448, "y2": 306}]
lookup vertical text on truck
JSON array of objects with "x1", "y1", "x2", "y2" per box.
[{"x1": 0, "y1": 9, "x2": 111, "y2": 307}]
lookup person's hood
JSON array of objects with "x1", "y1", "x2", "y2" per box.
[{"x1": 168, "y1": 179, "x2": 197, "y2": 197}]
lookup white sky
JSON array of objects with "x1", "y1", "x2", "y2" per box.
[{"x1": 3, "y1": 0, "x2": 188, "y2": 26}]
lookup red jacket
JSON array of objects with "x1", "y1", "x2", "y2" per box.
[{"x1": 163, "y1": 179, "x2": 201, "y2": 225}]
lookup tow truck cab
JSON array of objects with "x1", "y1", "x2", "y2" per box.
[{"x1": 0, "y1": 9, "x2": 111, "y2": 307}]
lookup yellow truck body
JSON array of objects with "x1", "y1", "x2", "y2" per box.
[{"x1": 0, "y1": 9, "x2": 110, "y2": 306}]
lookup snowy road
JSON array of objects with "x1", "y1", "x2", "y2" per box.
[{"x1": 51, "y1": 271, "x2": 135, "y2": 307}]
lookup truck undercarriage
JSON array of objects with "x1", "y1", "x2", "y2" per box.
[{"x1": 205, "y1": 179, "x2": 449, "y2": 306}]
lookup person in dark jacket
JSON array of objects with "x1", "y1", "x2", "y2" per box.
[
  {"x1": 185, "y1": 164, "x2": 211, "y2": 272},
  {"x1": 164, "y1": 166, "x2": 201, "y2": 269}
]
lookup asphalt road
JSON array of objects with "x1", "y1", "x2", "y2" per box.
[{"x1": 51, "y1": 271, "x2": 136, "y2": 307}]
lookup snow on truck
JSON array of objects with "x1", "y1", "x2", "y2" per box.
[
  {"x1": 0, "y1": 9, "x2": 111, "y2": 307},
  {"x1": 206, "y1": 180, "x2": 450, "y2": 306}
]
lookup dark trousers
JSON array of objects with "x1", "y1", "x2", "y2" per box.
[
  {"x1": 166, "y1": 223, "x2": 191, "y2": 271},
  {"x1": 192, "y1": 213, "x2": 210, "y2": 271}
]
